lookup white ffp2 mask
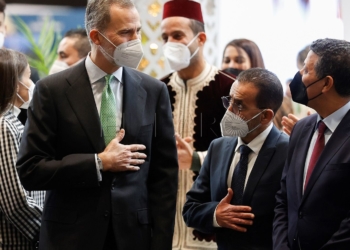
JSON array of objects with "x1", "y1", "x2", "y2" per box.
[
  {"x1": 49, "y1": 60, "x2": 70, "y2": 75},
  {"x1": 220, "y1": 109, "x2": 264, "y2": 137},
  {"x1": 98, "y1": 31, "x2": 144, "y2": 69},
  {"x1": 162, "y1": 33, "x2": 200, "y2": 71}
]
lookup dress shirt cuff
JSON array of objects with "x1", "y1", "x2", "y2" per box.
[
  {"x1": 95, "y1": 154, "x2": 102, "y2": 181},
  {"x1": 197, "y1": 150, "x2": 207, "y2": 165},
  {"x1": 213, "y1": 205, "x2": 221, "y2": 227}
]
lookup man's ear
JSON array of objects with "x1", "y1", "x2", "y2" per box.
[
  {"x1": 197, "y1": 32, "x2": 206, "y2": 46},
  {"x1": 90, "y1": 29, "x2": 101, "y2": 46},
  {"x1": 260, "y1": 109, "x2": 275, "y2": 125},
  {"x1": 322, "y1": 75, "x2": 334, "y2": 93}
]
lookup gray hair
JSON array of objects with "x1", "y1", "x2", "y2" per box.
[{"x1": 85, "y1": 0, "x2": 135, "y2": 42}]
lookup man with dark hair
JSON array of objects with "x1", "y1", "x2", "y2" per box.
[
  {"x1": 49, "y1": 28, "x2": 91, "y2": 74},
  {"x1": 274, "y1": 38, "x2": 350, "y2": 249},
  {"x1": 160, "y1": 1, "x2": 234, "y2": 248},
  {"x1": 183, "y1": 68, "x2": 289, "y2": 250},
  {"x1": 17, "y1": 0, "x2": 178, "y2": 249}
]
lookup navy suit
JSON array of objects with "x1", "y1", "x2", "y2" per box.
[
  {"x1": 16, "y1": 61, "x2": 178, "y2": 250},
  {"x1": 183, "y1": 126, "x2": 289, "y2": 250},
  {"x1": 273, "y1": 112, "x2": 350, "y2": 250}
]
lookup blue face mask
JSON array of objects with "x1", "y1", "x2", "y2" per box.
[{"x1": 289, "y1": 71, "x2": 325, "y2": 106}]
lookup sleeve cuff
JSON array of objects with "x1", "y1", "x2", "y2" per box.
[
  {"x1": 190, "y1": 150, "x2": 208, "y2": 172},
  {"x1": 190, "y1": 151, "x2": 201, "y2": 172},
  {"x1": 95, "y1": 154, "x2": 102, "y2": 181},
  {"x1": 213, "y1": 205, "x2": 221, "y2": 227}
]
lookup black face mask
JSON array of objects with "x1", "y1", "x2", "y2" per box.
[
  {"x1": 289, "y1": 71, "x2": 325, "y2": 106},
  {"x1": 223, "y1": 68, "x2": 244, "y2": 77}
]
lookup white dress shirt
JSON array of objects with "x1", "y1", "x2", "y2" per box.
[
  {"x1": 85, "y1": 55, "x2": 124, "y2": 180},
  {"x1": 85, "y1": 54, "x2": 123, "y2": 130},
  {"x1": 303, "y1": 101, "x2": 350, "y2": 191},
  {"x1": 214, "y1": 123, "x2": 273, "y2": 227}
]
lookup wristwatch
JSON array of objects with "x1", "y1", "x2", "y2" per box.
[{"x1": 97, "y1": 156, "x2": 103, "y2": 171}]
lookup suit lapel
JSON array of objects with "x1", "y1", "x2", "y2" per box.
[
  {"x1": 242, "y1": 126, "x2": 278, "y2": 205},
  {"x1": 218, "y1": 138, "x2": 237, "y2": 198},
  {"x1": 302, "y1": 111, "x2": 350, "y2": 204},
  {"x1": 65, "y1": 61, "x2": 105, "y2": 152},
  {"x1": 121, "y1": 68, "x2": 146, "y2": 143},
  {"x1": 293, "y1": 116, "x2": 316, "y2": 202}
]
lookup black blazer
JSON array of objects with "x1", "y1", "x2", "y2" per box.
[
  {"x1": 17, "y1": 61, "x2": 178, "y2": 250},
  {"x1": 273, "y1": 112, "x2": 350, "y2": 250},
  {"x1": 183, "y1": 126, "x2": 289, "y2": 250}
]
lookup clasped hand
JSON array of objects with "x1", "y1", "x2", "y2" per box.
[
  {"x1": 98, "y1": 129, "x2": 147, "y2": 172},
  {"x1": 216, "y1": 188, "x2": 255, "y2": 232}
]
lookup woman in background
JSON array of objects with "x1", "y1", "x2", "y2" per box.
[
  {"x1": 221, "y1": 38, "x2": 292, "y2": 130},
  {"x1": 222, "y1": 38, "x2": 265, "y2": 72},
  {"x1": 0, "y1": 48, "x2": 44, "y2": 249}
]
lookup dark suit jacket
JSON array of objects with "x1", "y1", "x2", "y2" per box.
[
  {"x1": 16, "y1": 61, "x2": 178, "y2": 250},
  {"x1": 273, "y1": 112, "x2": 350, "y2": 250},
  {"x1": 183, "y1": 126, "x2": 289, "y2": 250}
]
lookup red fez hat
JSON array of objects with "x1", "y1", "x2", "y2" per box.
[{"x1": 162, "y1": 0, "x2": 204, "y2": 23}]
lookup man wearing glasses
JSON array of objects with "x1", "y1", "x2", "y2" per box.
[{"x1": 183, "y1": 68, "x2": 289, "y2": 250}]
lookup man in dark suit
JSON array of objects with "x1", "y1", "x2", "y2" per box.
[
  {"x1": 273, "y1": 38, "x2": 350, "y2": 250},
  {"x1": 183, "y1": 68, "x2": 289, "y2": 250},
  {"x1": 16, "y1": 1, "x2": 178, "y2": 250}
]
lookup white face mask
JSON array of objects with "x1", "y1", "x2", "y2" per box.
[
  {"x1": 0, "y1": 32, "x2": 5, "y2": 48},
  {"x1": 98, "y1": 31, "x2": 144, "y2": 69},
  {"x1": 49, "y1": 60, "x2": 70, "y2": 75},
  {"x1": 162, "y1": 33, "x2": 200, "y2": 71},
  {"x1": 220, "y1": 109, "x2": 265, "y2": 137},
  {"x1": 17, "y1": 81, "x2": 35, "y2": 109}
]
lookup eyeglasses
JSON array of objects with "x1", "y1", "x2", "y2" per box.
[{"x1": 221, "y1": 96, "x2": 263, "y2": 114}]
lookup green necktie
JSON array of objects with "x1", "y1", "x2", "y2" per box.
[{"x1": 100, "y1": 74, "x2": 117, "y2": 145}]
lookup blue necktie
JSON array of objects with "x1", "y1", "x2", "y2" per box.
[{"x1": 231, "y1": 145, "x2": 252, "y2": 205}]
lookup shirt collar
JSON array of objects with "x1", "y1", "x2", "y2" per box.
[
  {"x1": 85, "y1": 53, "x2": 123, "y2": 84},
  {"x1": 11, "y1": 105, "x2": 21, "y2": 117},
  {"x1": 236, "y1": 123, "x2": 273, "y2": 155},
  {"x1": 316, "y1": 101, "x2": 350, "y2": 133}
]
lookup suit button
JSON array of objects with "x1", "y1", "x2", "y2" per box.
[
  {"x1": 299, "y1": 211, "x2": 303, "y2": 219},
  {"x1": 104, "y1": 211, "x2": 109, "y2": 217}
]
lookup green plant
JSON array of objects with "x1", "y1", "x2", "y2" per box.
[{"x1": 12, "y1": 16, "x2": 60, "y2": 78}]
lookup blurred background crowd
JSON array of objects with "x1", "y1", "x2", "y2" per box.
[{"x1": 2, "y1": 0, "x2": 349, "y2": 82}]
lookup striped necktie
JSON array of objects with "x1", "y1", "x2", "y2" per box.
[{"x1": 100, "y1": 74, "x2": 117, "y2": 145}]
